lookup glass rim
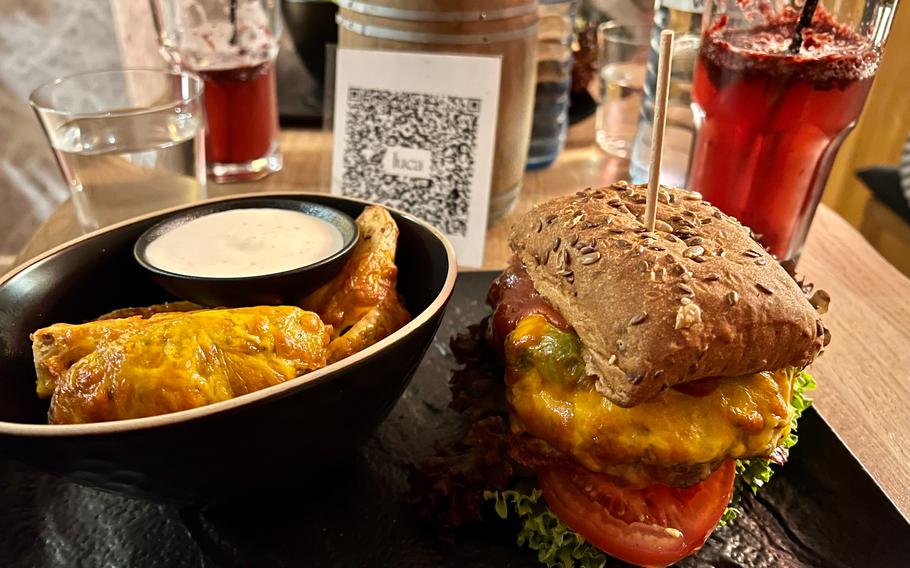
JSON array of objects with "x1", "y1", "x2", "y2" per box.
[
  {"x1": 28, "y1": 68, "x2": 205, "y2": 120},
  {"x1": 598, "y1": 21, "x2": 651, "y2": 46}
]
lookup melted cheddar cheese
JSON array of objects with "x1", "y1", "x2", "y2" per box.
[{"x1": 505, "y1": 315, "x2": 794, "y2": 483}]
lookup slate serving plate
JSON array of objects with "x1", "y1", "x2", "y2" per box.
[{"x1": 1, "y1": 272, "x2": 907, "y2": 567}]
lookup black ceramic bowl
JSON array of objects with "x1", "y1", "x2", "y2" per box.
[
  {"x1": 134, "y1": 198, "x2": 359, "y2": 307},
  {"x1": 0, "y1": 193, "x2": 456, "y2": 504}
]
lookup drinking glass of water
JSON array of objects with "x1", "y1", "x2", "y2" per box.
[
  {"x1": 30, "y1": 69, "x2": 207, "y2": 232},
  {"x1": 595, "y1": 22, "x2": 649, "y2": 159}
]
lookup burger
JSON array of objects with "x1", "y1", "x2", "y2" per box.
[{"x1": 412, "y1": 182, "x2": 828, "y2": 568}]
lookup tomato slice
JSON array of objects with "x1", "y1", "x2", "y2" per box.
[{"x1": 537, "y1": 461, "x2": 736, "y2": 568}]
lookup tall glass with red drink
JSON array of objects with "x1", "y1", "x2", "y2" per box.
[
  {"x1": 152, "y1": 0, "x2": 283, "y2": 182},
  {"x1": 687, "y1": 0, "x2": 899, "y2": 261}
]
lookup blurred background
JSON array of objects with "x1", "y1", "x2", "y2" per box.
[{"x1": 1, "y1": 0, "x2": 909, "y2": 274}]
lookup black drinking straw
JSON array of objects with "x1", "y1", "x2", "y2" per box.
[
  {"x1": 788, "y1": 0, "x2": 820, "y2": 54},
  {"x1": 229, "y1": 0, "x2": 239, "y2": 45}
]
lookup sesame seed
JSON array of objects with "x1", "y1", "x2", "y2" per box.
[
  {"x1": 683, "y1": 245, "x2": 705, "y2": 258},
  {"x1": 655, "y1": 220, "x2": 673, "y2": 233},
  {"x1": 726, "y1": 291, "x2": 739, "y2": 305},
  {"x1": 580, "y1": 251, "x2": 602, "y2": 265},
  {"x1": 629, "y1": 313, "x2": 648, "y2": 326},
  {"x1": 755, "y1": 283, "x2": 774, "y2": 295}
]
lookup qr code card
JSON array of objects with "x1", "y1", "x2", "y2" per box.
[{"x1": 331, "y1": 48, "x2": 502, "y2": 267}]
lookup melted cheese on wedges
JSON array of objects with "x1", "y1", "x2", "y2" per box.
[{"x1": 505, "y1": 315, "x2": 794, "y2": 481}]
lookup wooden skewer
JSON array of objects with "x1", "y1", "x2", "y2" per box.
[
  {"x1": 644, "y1": 30, "x2": 675, "y2": 233},
  {"x1": 701, "y1": 0, "x2": 715, "y2": 34}
]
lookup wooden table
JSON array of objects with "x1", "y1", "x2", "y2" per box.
[{"x1": 13, "y1": 120, "x2": 910, "y2": 520}]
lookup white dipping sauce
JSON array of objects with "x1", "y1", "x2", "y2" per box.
[{"x1": 145, "y1": 208, "x2": 345, "y2": 278}]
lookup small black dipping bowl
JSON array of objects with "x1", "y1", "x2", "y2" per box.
[{"x1": 134, "y1": 199, "x2": 359, "y2": 307}]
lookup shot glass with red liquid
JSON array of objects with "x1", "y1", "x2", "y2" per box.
[
  {"x1": 687, "y1": 0, "x2": 899, "y2": 262},
  {"x1": 152, "y1": 0, "x2": 283, "y2": 182}
]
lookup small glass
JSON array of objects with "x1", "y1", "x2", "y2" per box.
[
  {"x1": 688, "y1": 0, "x2": 900, "y2": 262},
  {"x1": 527, "y1": 0, "x2": 577, "y2": 170},
  {"x1": 30, "y1": 69, "x2": 207, "y2": 232},
  {"x1": 595, "y1": 22, "x2": 649, "y2": 159},
  {"x1": 151, "y1": 0, "x2": 283, "y2": 182}
]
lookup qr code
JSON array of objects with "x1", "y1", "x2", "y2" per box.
[{"x1": 340, "y1": 87, "x2": 481, "y2": 236}]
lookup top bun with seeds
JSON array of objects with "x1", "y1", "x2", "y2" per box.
[{"x1": 508, "y1": 182, "x2": 826, "y2": 408}]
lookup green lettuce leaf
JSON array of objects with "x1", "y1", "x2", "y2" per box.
[
  {"x1": 484, "y1": 487, "x2": 607, "y2": 568},
  {"x1": 719, "y1": 369, "x2": 816, "y2": 525}
]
